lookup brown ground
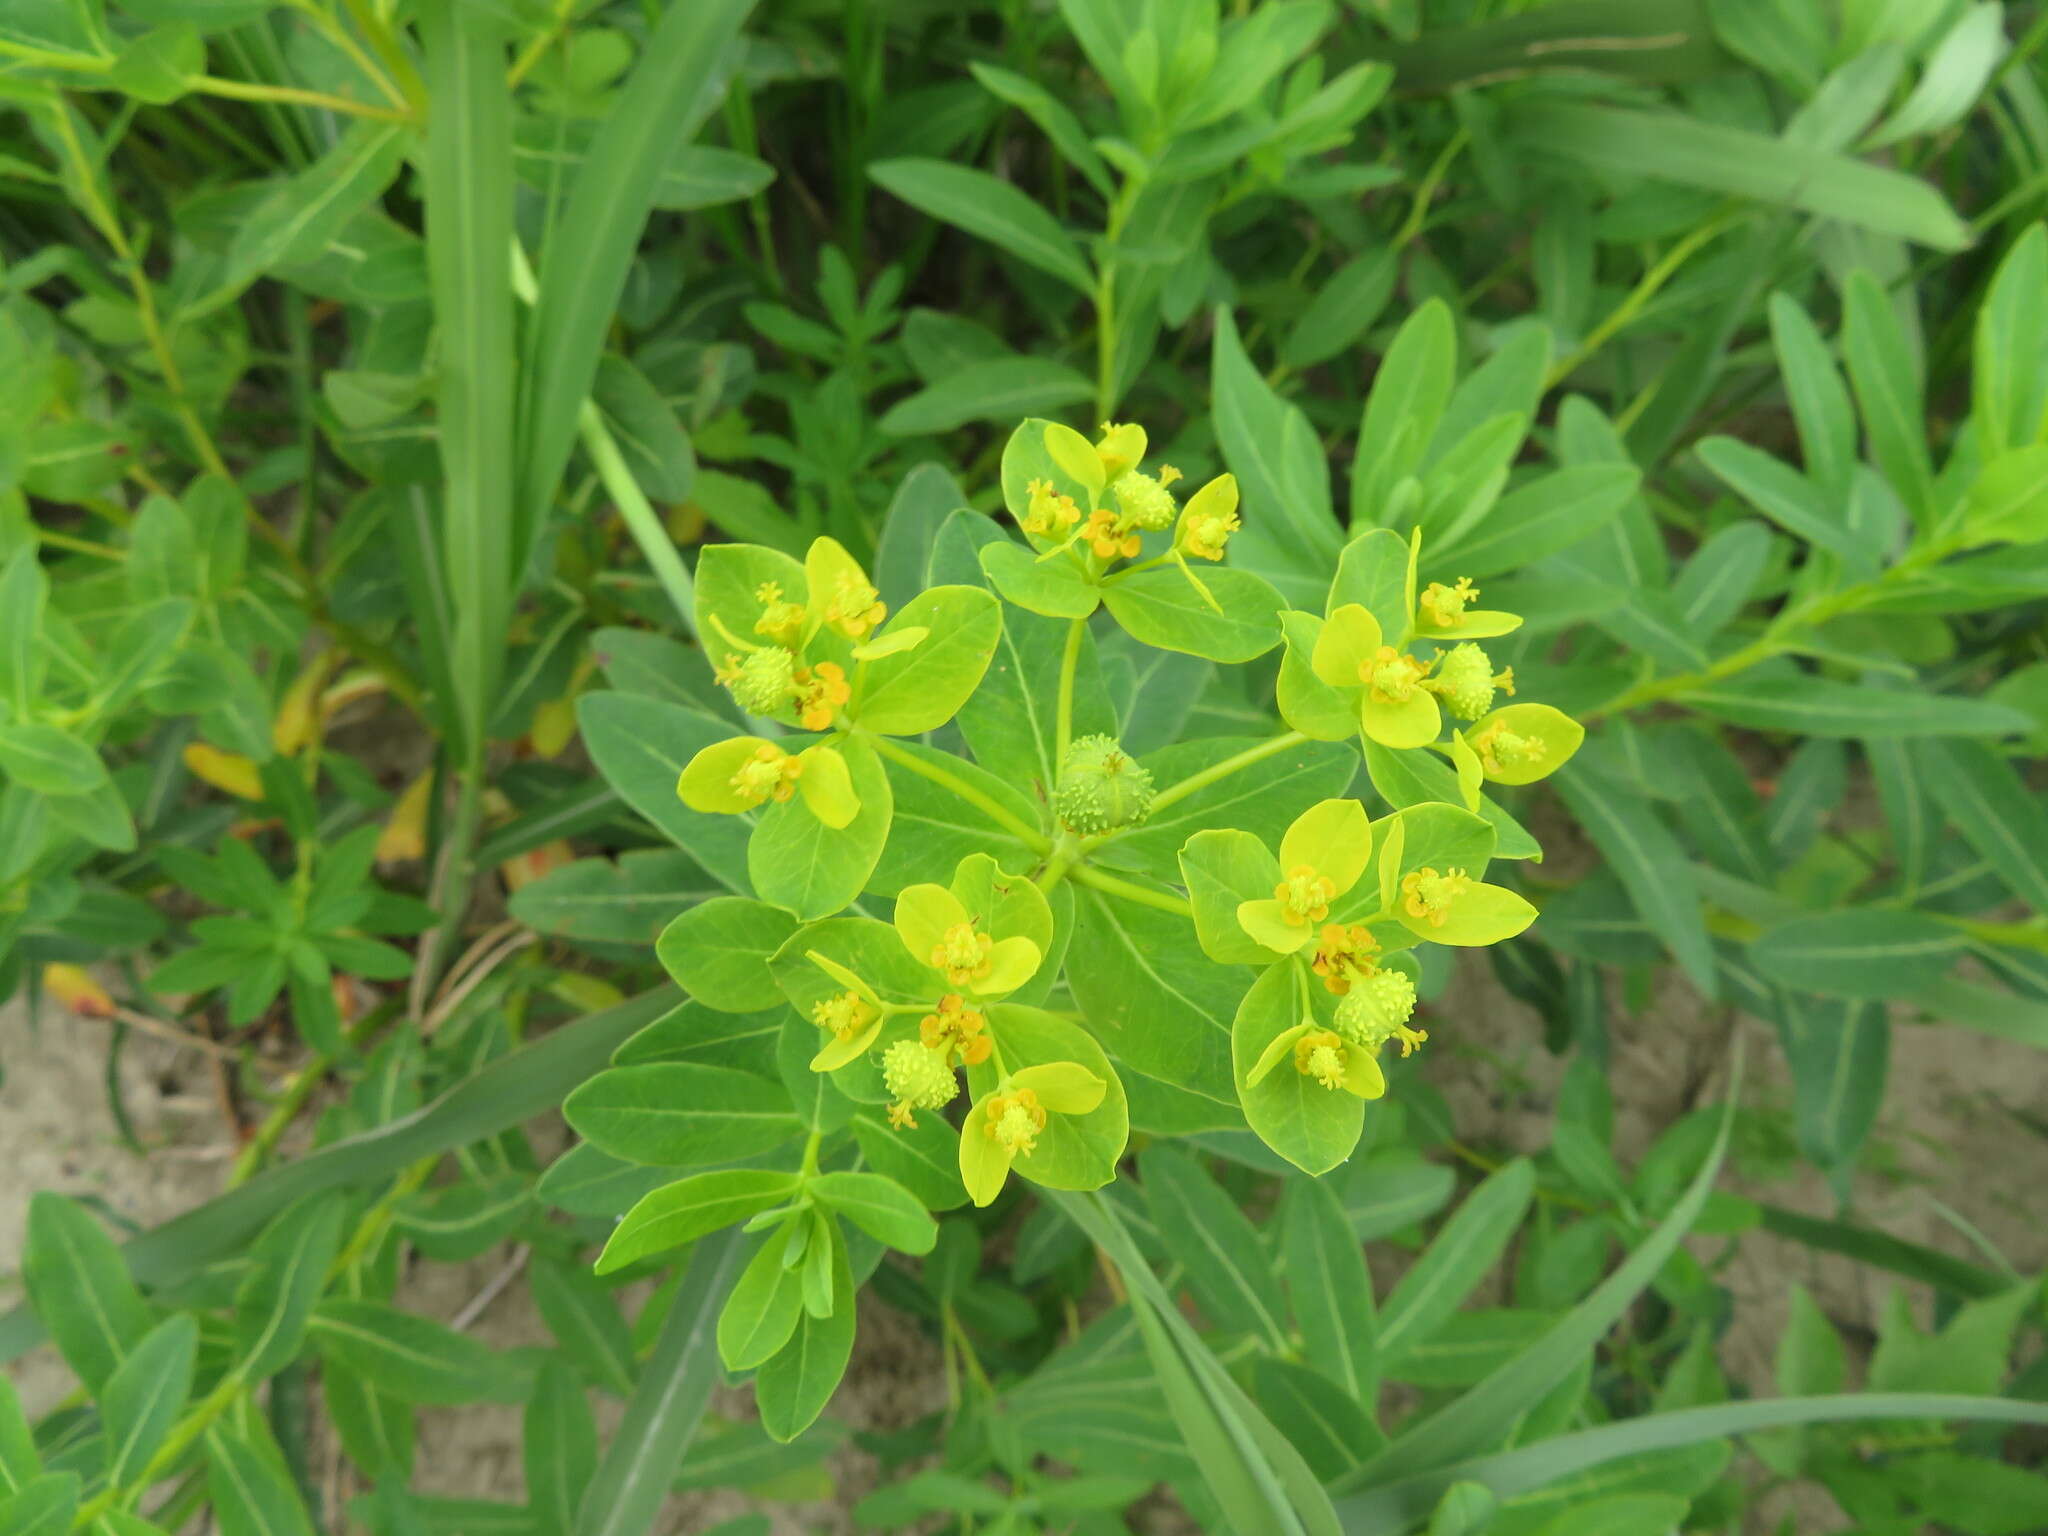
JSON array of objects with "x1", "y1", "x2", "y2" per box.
[{"x1": 5, "y1": 953, "x2": 2045, "y2": 1533}]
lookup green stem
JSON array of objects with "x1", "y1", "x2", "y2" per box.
[
  {"x1": 1145, "y1": 731, "x2": 1308, "y2": 818},
  {"x1": 868, "y1": 735, "x2": 1050, "y2": 852},
  {"x1": 1070, "y1": 864, "x2": 1192, "y2": 918},
  {"x1": 69, "y1": 1375, "x2": 244, "y2": 1529},
  {"x1": 1585, "y1": 534, "x2": 1965, "y2": 720},
  {"x1": 580, "y1": 399, "x2": 698, "y2": 636},
  {"x1": 1546, "y1": 209, "x2": 1746, "y2": 388},
  {"x1": 1055, "y1": 616, "x2": 1085, "y2": 764}
]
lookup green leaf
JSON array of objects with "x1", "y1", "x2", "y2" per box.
[
  {"x1": 718, "y1": 1230, "x2": 808, "y2": 1371},
  {"x1": 1112, "y1": 735, "x2": 1358, "y2": 882},
  {"x1": 1966, "y1": 445, "x2": 2048, "y2": 544},
  {"x1": 107, "y1": 21, "x2": 201, "y2": 103},
  {"x1": 748, "y1": 733, "x2": 892, "y2": 920},
  {"x1": 101, "y1": 1313, "x2": 198, "y2": 1490},
  {"x1": 1694, "y1": 437, "x2": 1860, "y2": 562},
  {"x1": 565, "y1": 1063, "x2": 801, "y2": 1169},
  {"x1": 0, "y1": 1474, "x2": 79, "y2": 1536},
  {"x1": 1142, "y1": 1146, "x2": 1288, "y2": 1347},
  {"x1": 1686, "y1": 674, "x2": 2028, "y2": 737},
  {"x1": 807, "y1": 1172, "x2": 938, "y2": 1255},
  {"x1": 1068, "y1": 885, "x2": 1243, "y2": 1108},
  {"x1": 1507, "y1": 101, "x2": 1969, "y2": 250},
  {"x1": 880, "y1": 357, "x2": 1093, "y2": 435},
  {"x1": 1180, "y1": 829, "x2": 1286, "y2": 966},
  {"x1": 971, "y1": 1005, "x2": 1130, "y2": 1192},
  {"x1": 1428, "y1": 464, "x2": 1641, "y2": 578},
  {"x1": 593, "y1": 355, "x2": 695, "y2": 502},
  {"x1": 511, "y1": 850, "x2": 722, "y2": 947},
  {"x1": 1916, "y1": 738, "x2": 2048, "y2": 910},
  {"x1": 233, "y1": 1195, "x2": 345, "y2": 1382},
  {"x1": 1364, "y1": 740, "x2": 1541, "y2": 860},
  {"x1": 206, "y1": 1425, "x2": 316, "y2": 1536},
  {"x1": 754, "y1": 1227, "x2": 855, "y2": 1442},
  {"x1": 655, "y1": 897, "x2": 798, "y2": 1012},
  {"x1": 526, "y1": 1361, "x2": 597, "y2": 1536},
  {"x1": 978, "y1": 539, "x2": 1100, "y2": 619},
  {"x1": 1282, "y1": 246, "x2": 1398, "y2": 370},
  {"x1": 21, "y1": 1192, "x2": 152, "y2": 1393},
  {"x1": 199, "y1": 124, "x2": 410, "y2": 316},
  {"x1": 1281, "y1": 1176, "x2": 1378, "y2": 1403},
  {"x1": 1101, "y1": 565, "x2": 1282, "y2": 662},
  {"x1": 0, "y1": 1375, "x2": 36, "y2": 1496},
  {"x1": 1843, "y1": 268, "x2": 1937, "y2": 523},
  {"x1": 1213, "y1": 308, "x2": 1341, "y2": 605},
  {"x1": 968, "y1": 61, "x2": 1112, "y2": 194},
  {"x1": 852, "y1": 1108, "x2": 969, "y2": 1212},
  {"x1": 1232, "y1": 963, "x2": 1365, "y2": 1176},
  {"x1": 577, "y1": 693, "x2": 752, "y2": 893},
  {"x1": 1250, "y1": 1355, "x2": 1379, "y2": 1484},
  {"x1": 596, "y1": 1170, "x2": 801, "y2": 1274},
  {"x1": 1354, "y1": 301, "x2": 1456, "y2": 529},
  {"x1": 1552, "y1": 764, "x2": 1715, "y2": 995},
  {"x1": 853, "y1": 585, "x2": 1003, "y2": 734},
  {"x1": 0, "y1": 548, "x2": 46, "y2": 718},
  {"x1": 1973, "y1": 224, "x2": 2048, "y2": 461},
  {"x1": 868, "y1": 158, "x2": 1093, "y2": 294},
  {"x1": 1767, "y1": 292, "x2": 1856, "y2": 498},
  {"x1": 1779, "y1": 995, "x2": 1888, "y2": 1187},
  {"x1": 529, "y1": 1256, "x2": 637, "y2": 1398},
  {"x1": 310, "y1": 1300, "x2": 528, "y2": 1404},
  {"x1": 1775, "y1": 1284, "x2": 1846, "y2": 1396},
  {"x1": 1749, "y1": 909, "x2": 1964, "y2": 998},
  {"x1": 1377, "y1": 1160, "x2": 1535, "y2": 1364},
  {"x1": 0, "y1": 723, "x2": 107, "y2": 796}
]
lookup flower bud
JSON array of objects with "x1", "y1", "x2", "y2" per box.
[
  {"x1": 1334, "y1": 969, "x2": 1425, "y2": 1056},
  {"x1": 1052, "y1": 734, "x2": 1156, "y2": 834},
  {"x1": 725, "y1": 647, "x2": 796, "y2": 715},
  {"x1": 1112, "y1": 470, "x2": 1177, "y2": 531}
]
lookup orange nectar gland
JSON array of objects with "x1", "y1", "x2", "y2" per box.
[
  {"x1": 728, "y1": 743, "x2": 803, "y2": 808},
  {"x1": 794, "y1": 661, "x2": 850, "y2": 730},
  {"x1": 823, "y1": 570, "x2": 886, "y2": 641},
  {"x1": 1022, "y1": 478, "x2": 1082, "y2": 539},
  {"x1": 883, "y1": 1038, "x2": 959, "y2": 1129},
  {"x1": 1311, "y1": 923, "x2": 1379, "y2": 995},
  {"x1": 753, "y1": 582, "x2": 807, "y2": 646},
  {"x1": 983, "y1": 1087, "x2": 1048, "y2": 1156},
  {"x1": 1401, "y1": 866, "x2": 1472, "y2": 929},
  {"x1": 1275, "y1": 866, "x2": 1339, "y2": 928},
  {"x1": 1419, "y1": 577, "x2": 1479, "y2": 628},
  {"x1": 811, "y1": 989, "x2": 877, "y2": 1045},
  {"x1": 1361, "y1": 646, "x2": 1431, "y2": 704},
  {"x1": 1294, "y1": 1030, "x2": 1353, "y2": 1091},
  {"x1": 931, "y1": 921, "x2": 995, "y2": 987},
  {"x1": 920, "y1": 993, "x2": 992, "y2": 1066},
  {"x1": 1471, "y1": 718, "x2": 1546, "y2": 776},
  {"x1": 1083, "y1": 508, "x2": 1141, "y2": 561}
]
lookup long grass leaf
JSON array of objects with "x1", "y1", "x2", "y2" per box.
[
  {"x1": 420, "y1": 5, "x2": 517, "y2": 763},
  {"x1": 517, "y1": 0, "x2": 757, "y2": 566},
  {"x1": 1336, "y1": 1394, "x2": 2048, "y2": 1531},
  {"x1": 575, "y1": 1230, "x2": 744, "y2": 1536}
]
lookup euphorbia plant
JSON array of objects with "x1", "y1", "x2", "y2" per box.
[{"x1": 565, "y1": 415, "x2": 1584, "y2": 1439}]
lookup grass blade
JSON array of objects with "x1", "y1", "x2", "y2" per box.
[
  {"x1": 420, "y1": 3, "x2": 517, "y2": 764},
  {"x1": 517, "y1": 0, "x2": 757, "y2": 566},
  {"x1": 575, "y1": 1230, "x2": 745, "y2": 1536},
  {"x1": 1336, "y1": 1393, "x2": 2048, "y2": 1531}
]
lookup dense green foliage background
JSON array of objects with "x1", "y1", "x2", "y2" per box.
[{"x1": 2, "y1": 0, "x2": 2048, "y2": 1533}]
